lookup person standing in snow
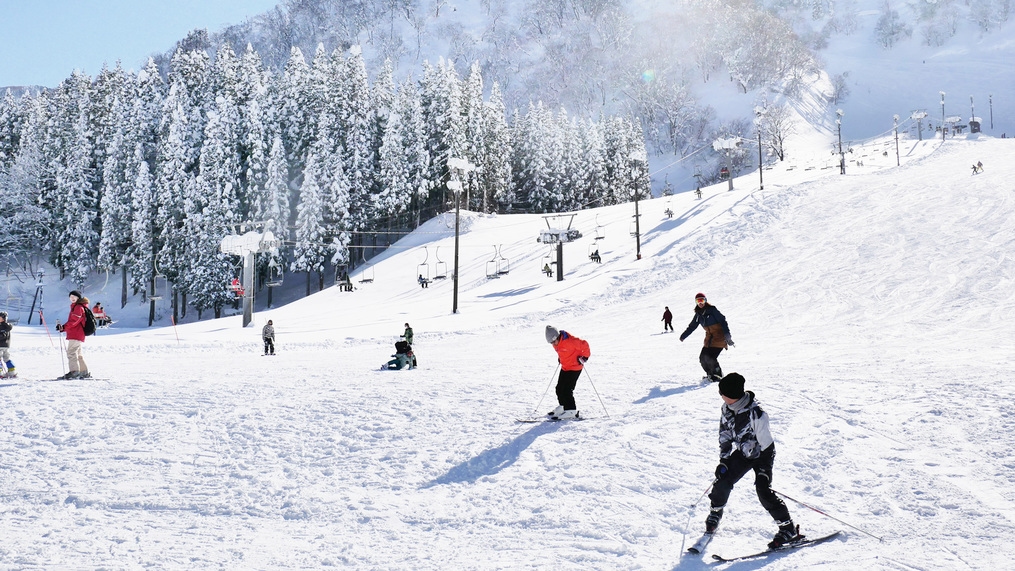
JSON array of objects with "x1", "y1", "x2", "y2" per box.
[
  {"x1": 0, "y1": 311, "x2": 16, "y2": 378},
  {"x1": 545, "y1": 325, "x2": 591, "y2": 420},
  {"x1": 705, "y1": 373, "x2": 801, "y2": 549},
  {"x1": 662, "y1": 306, "x2": 673, "y2": 332},
  {"x1": 679, "y1": 292, "x2": 733, "y2": 382},
  {"x1": 402, "y1": 323, "x2": 413, "y2": 346},
  {"x1": 54, "y1": 290, "x2": 91, "y2": 380},
  {"x1": 262, "y1": 320, "x2": 275, "y2": 355}
]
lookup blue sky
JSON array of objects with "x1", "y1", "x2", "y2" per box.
[{"x1": 0, "y1": 0, "x2": 280, "y2": 87}]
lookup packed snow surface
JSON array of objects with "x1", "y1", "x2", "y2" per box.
[{"x1": 3, "y1": 135, "x2": 1013, "y2": 569}]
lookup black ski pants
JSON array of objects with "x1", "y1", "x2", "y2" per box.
[
  {"x1": 709, "y1": 445, "x2": 790, "y2": 523},
  {"x1": 264, "y1": 337, "x2": 275, "y2": 355},
  {"x1": 699, "y1": 346, "x2": 724, "y2": 378},
  {"x1": 556, "y1": 369, "x2": 582, "y2": 410}
]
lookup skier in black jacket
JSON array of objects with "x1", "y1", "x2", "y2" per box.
[{"x1": 705, "y1": 373, "x2": 801, "y2": 548}]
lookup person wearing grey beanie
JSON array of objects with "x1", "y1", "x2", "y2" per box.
[
  {"x1": 703, "y1": 373, "x2": 800, "y2": 549},
  {"x1": 544, "y1": 325, "x2": 590, "y2": 420}
]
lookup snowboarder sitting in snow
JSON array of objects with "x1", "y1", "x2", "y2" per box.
[
  {"x1": 545, "y1": 325, "x2": 591, "y2": 420},
  {"x1": 705, "y1": 373, "x2": 801, "y2": 549},
  {"x1": 384, "y1": 340, "x2": 415, "y2": 370},
  {"x1": 0, "y1": 311, "x2": 16, "y2": 378},
  {"x1": 679, "y1": 292, "x2": 733, "y2": 382}
]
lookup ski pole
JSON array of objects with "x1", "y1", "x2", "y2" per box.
[
  {"x1": 56, "y1": 325, "x2": 67, "y2": 376},
  {"x1": 38, "y1": 311, "x2": 56, "y2": 348},
  {"x1": 171, "y1": 315, "x2": 180, "y2": 344},
  {"x1": 682, "y1": 479, "x2": 716, "y2": 551},
  {"x1": 772, "y1": 488, "x2": 884, "y2": 542},
  {"x1": 692, "y1": 479, "x2": 716, "y2": 509},
  {"x1": 581, "y1": 365, "x2": 611, "y2": 419},
  {"x1": 529, "y1": 364, "x2": 560, "y2": 416}
]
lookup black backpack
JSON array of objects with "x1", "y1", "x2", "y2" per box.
[{"x1": 82, "y1": 306, "x2": 97, "y2": 336}]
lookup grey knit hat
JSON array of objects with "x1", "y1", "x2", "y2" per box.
[{"x1": 545, "y1": 325, "x2": 559, "y2": 343}]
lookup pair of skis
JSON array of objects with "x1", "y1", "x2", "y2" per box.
[{"x1": 687, "y1": 530, "x2": 841, "y2": 562}]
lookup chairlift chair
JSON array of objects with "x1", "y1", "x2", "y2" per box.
[
  {"x1": 486, "y1": 245, "x2": 501, "y2": 279},
  {"x1": 433, "y1": 246, "x2": 448, "y2": 280},
  {"x1": 358, "y1": 250, "x2": 375, "y2": 283},
  {"x1": 265, "y1": 259, "x2": 284, "y2": 288},
  {"x1": 417, "y1": 247, "x2": 431, "y2": 282},
  {"x1": 150, "y1": 256, "x2": 168, "y2": 301},
  {"x1": 594, "y1": 214, "x2": 605, "y2": 241}
]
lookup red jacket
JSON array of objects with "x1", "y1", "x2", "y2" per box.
[
  {"x1": 552, "y1": 331, "x2": 591, "y2": 371},
  {"x1": 63, "y1": 301, "x2": 88, "y2": 342}
]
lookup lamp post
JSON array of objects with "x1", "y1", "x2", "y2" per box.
[
  {"x1": 629, "y1": 149, "x2": 647, "y2": 261},
  {"x1": 754, "y1": 106, "x2": 766, "y2": 190},
  {"x1": 836, "y1": 109, "x2": 845, "y2": 175},
  {"x1": 940, "y1": 91, "x2": 946, "y2": 141},
  {"x1": 447, "y1": 157, "x2": 475, "y2": 314},
  {"x1": 893, "y1": 114, "x2": 900, "y2": 166}
]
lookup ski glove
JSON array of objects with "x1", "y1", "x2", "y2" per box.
[
  {"x1": 577, "y1": 356, "x2": 588, "y2": 365},
  {"x1": 726, "y1": 338, "x2": 735, "y2": 347},
  {"x1": 715, "y1": 463, "x2": 728, "y2": 479}
]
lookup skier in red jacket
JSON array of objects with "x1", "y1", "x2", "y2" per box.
[
  {"x1": 54, "y1": 290, "x2": 91, "y2": 380},
  {"x1": 545, "y1": 325, "x2": 591, "y2": 420}
]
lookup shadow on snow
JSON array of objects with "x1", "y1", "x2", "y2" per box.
[{"x1": 423, "y1": 421, "x2": 563, "y2": 488}]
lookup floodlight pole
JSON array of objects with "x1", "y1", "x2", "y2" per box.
[
  {"x1": 940, "y1": 92, "x2": 946, "y2": 141},
  {"x1": 755, "y1": 106, "x2": 766, "y2": 190},
  {"x1": 452, "y1": 182, "x2": 461, "y2": 314},
  {"x1": 447, "y1": 157, "x2": 475, "y2": 314},
  {"x1": 836, "y1": 109, "x2": 845, "y2": 175},
  {"x1": 893, "y1": 115, "x2": 900, "y2": 167}
]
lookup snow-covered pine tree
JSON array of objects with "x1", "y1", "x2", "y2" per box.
[
  {"x1": 0, "y1": 89, "x2": 25, "y2": 172},
  {"x1": 49, "y1": 72, "x2": 100, "y2": 284},
  {"x1": 419, "y1": 59, "x2": 465, "y2": 217},
  {"x1": 338, "y1": 46, "x2": 377, "y2": 233},
  {"x1": 460, "y1": 61, "x2": 485, "y2": 211},
  {"x1": 393, "y1": 77, "x2": 430, "y2": 226},
  {"x1": 479, "y1": 82, "x2": 511, "y2": 213},
  {"x1": 155, "y1": 48, "x2": 210, "y2": 301},
  {"x1": 291, "y1": 152, "x2": 329, "y2": 295},
  {"x1": 97, "y1": 70, "x2": 134, "y2": 276},
  {"x1": 279, "y1": 46, "x2": 315, "y2": 179}
]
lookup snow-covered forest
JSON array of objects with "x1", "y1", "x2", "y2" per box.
[{"x1": 0, "y1": 46, "x2": 649, "y2": 320}]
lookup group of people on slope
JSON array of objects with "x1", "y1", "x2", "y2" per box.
[{"x1": 548, "y1": 291, "x2": 801, "y2": 550}]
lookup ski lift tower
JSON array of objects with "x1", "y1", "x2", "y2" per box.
[
  {"x1": 536, "y1": 214, "x2": 582, "y2": 281},
  {"x1": 220, "y1": 221, "x2": 280, "y2": 327}
]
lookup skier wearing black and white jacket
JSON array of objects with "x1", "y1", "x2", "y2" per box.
[{"x1": 706, "y1": 373, "x2": 801, "y2": 549}]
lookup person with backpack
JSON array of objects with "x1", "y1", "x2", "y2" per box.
[
  {"x1": 55, "y1": 290, "x2": 91, "y2": 380},
  {"x1": 0, "y1": 311, "x2": 16, "y2": 378},
  {"x1": 704, "y1": 373, "x2": 801, "y2": 549},
  {"x1": 545, "y1": 325, "x2": 591, "y2": 420},
  {"x1": 262, "y1": 320, "x2": 275, "y2": 355},
  {"x1": 679, "y1": 292, "x2": 733, "y2": 382}
]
